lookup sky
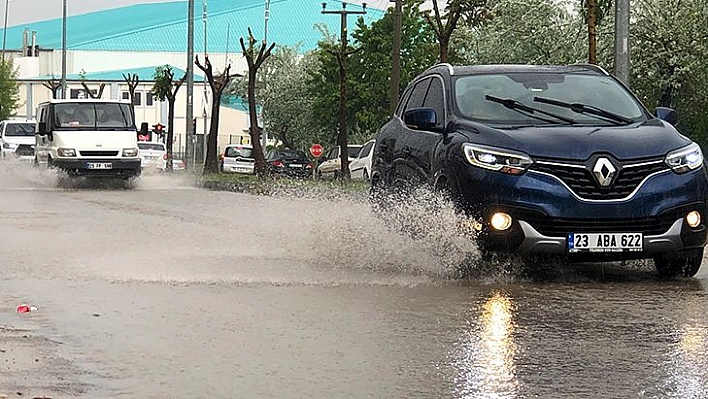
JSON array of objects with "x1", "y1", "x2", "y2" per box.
[{"x1": 1, "y1": 0, "x2": 422, "y2": 27}]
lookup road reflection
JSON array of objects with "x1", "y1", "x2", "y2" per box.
[{"x1": 453, "y1": 291, "x2": 519, "y2": 398}]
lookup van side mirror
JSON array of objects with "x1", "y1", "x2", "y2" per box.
[
  {"x1": 656, "y1": 107, "x2": 678, "y2": 125},
  {"x1": 38, "y1": 121, "x2": 47, "y2": 135},
  {"x1": 404, "y1": 108, "x2": 438, "y2": 131}
]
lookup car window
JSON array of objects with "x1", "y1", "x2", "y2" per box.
[
  {"x1": 138, "y1": 143, "x2": 165, "y2": 151},
  {"x1": 359, "y1": 141, "x2": 374, "y2": 158},
  {"x1": 273, "y1": 150, "x2": 307, "y2": 160},
  {"x1": 423, "y1": 77, "x2": 445, "y2": 125},
  {"x1": 326, "y1": 148, "x2": 338, "y2": 160},
  {"x1": 395, "y1": 87, "x2": 413, "y2": 117},
  {"x1": 453, "y1": 72, "x2": 645, "y2": 124},
  {"x1": 4, "y1": 123, "x2": 35, "y2": 137},
  {"x1": 225, "y1": 146, "x2": 254, "y2": 158},
  {"x1": 347, "y1": 146, "x2": 361, "y2": 158},
  {"x1": 405, "y1": 79, "x2": 431, "y2": 112}
]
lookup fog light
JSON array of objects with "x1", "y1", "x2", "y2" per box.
[
  {"x1": 490, "y1": 212, "x2": 513, "y2": 231},
  {"x1": 686, "y1": 211, "x2": 701, "y2": 228}
]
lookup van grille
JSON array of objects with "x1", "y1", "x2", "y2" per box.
[
  {"x1": 80, "y1": 150, "x2": 119, "y2": 157},
  {"x1": 15, "y1": 144, "x2": 35, "y2": 156}
]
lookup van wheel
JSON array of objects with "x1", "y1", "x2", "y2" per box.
[{"x1": 654, "y1": 248, "x2": 703, "y2": 278}]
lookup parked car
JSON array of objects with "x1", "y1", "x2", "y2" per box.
[
  {"x1": 220, "y1": 144, "x2": 255, "y2": 174},
  {"x1": 349, "y1": 139, "x2": 375, "y2": 180},
  {"x1": 317, "y1": 144, "x2": 362, "y2": 179},
  {"x1": 266, "y1": 149, "x2": 313, "y2": 178},
  {"x1": 138, "y1": 141, "x2": 167, "y2": 171},
  {"x1": 371, "y1": 63, "x2": 708, "y2": 277},
  {"x1": 0, "y1": 119, "x2": 36, "y2": 161}
]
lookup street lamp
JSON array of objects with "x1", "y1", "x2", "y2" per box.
[
  {"x1": 261, "y1": 0, "x2": 270, "y2": 151},
  {"x1": 61, "y1": 0, "x2": 67, "y2": 98},
  {"x1": 2, "y1": 0, "x2": 9, "y2": 62}
]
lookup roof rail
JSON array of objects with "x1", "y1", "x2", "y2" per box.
[
  {"x1": 570, "y1": 63, "x2": 609, "y2": 76},
  {"x1": 424, "y1": 63, "x2": 455, "y2": 75}
]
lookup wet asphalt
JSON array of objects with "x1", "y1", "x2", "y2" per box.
[{"x1": 0, "y1": 163, "x2": 706, "y2": 398}]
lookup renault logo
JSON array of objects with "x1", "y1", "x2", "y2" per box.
[{"x1": 593, "y1": 157, "x2": 616, "y2": 187}]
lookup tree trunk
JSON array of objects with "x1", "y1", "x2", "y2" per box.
[
  {"x1": 439, "y1": 38, "x2": 450, "y2": 63},
  {"x1": 337, "y1": 54, "x2": 351, "y2": 182},
  {"x1": 588, "y1": 0, "x2": 597, "y2": 64},
  {"x1": 203, "y1": 91, "x2": 222, "y2": 174},
  {"x1": 165, "y1": 98, "x2": 176, "y2": 172},
  {"x1": 248, "y1": 68, "x2": 268, "y2": 177}
]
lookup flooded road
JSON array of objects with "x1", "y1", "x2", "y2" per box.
[{"x1": 0, "y1": 163, "x2": 707, "y2": 398}]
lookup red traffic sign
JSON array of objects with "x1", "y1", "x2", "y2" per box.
[{"x1": 310, "y1": 143, "x2": 324, "y2": 158}]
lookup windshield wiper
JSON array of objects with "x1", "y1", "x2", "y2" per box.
[
  {"x1": 485, "y1": 95, "x2": 576, "y2": 125},
  {"x1": 533, "y1": 96, "x2": 634, "y2": 125}
]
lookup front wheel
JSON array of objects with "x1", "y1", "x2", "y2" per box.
[{"x1": 654, "y1": 248, "x2": 704, "y2": 278}]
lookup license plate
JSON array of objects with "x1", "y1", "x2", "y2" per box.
[
  {"x1": 568, "y1": 232, "x2": 643, "y2": 253},
  {"x1": 87, "y1": 162, "x2": 113, "y2": 170}
]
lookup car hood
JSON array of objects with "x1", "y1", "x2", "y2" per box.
[{"x1": 457, "y1": 119, "x2": 692, "y2": 160}]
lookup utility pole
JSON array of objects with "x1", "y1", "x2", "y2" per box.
[
  {"x1": 2, "y1": 0, "x2": 9, "y2": 62},
  {"x1": 321, "y1": 2, "x2": 366, "y2": 182},
  {"x1": 389, "y1": 0, "x2": 402, "y2": 116},
  {"x1": 61, "y1": 0, "x2": 67, "y2": 98},
  {"x1": 186, "y1": 0, "x2": 195, "y2": 170},
  {"x1": 614, "y1": 0, "x2": 630, "y2": 86}
]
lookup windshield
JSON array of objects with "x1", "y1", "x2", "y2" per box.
[
  {"x1": 225, "y1": 146, "x2": 254, "y2": 158},
  {"x1": 347, "y1": 146, "x2": 362, "y2": 158},
  {"x1": 54, "y1": 103, "x2": 135, "y2": 130},
  {"x1": 453, "y1": 72, "x2": 646, "y2": 125},
  {"x1": 4, "y1": 123, "x2": 35, "y2": 137},
  {"x1": 269, "y1": 150, "x2": 307, "y2": 160},
  {"x1": 138, "y1": 143, "x2": 165, "y2": 151}
]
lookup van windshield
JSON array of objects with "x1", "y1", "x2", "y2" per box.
[
  {"x1": 4, "y1": 123, "x2": 35, "y2": 137},
  {"x1": 54, "y1": 103, "x2": 135, "y2": 130}
]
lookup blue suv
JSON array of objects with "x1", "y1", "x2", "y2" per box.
[{"x1": 371, "y1": 64, "x2": 708, "y2": 277}]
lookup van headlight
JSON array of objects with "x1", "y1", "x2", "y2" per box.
[
  {"x1": 2, "y1": 142, "x2": 18, "y2": 150},
  {"x1": 57, "y1": 147, "x2": 76, "y2": 157},
  {"x1": 122, "y1": 148, "x2": 139, "y2": 157},
  {"x1": 665, "y1": 143, "x2": 704, "y2": 174},
  {"x1": 462, "y1": 143, "x2": 533, "y2": 175}
]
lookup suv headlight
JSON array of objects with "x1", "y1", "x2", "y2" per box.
[
  {"x1": 122, "y1": 148, "x2": 139, "y2": 157},
  {"x1": 665, "y1": 143, "x2": 704, "y2": 174},
  {"x1": 57, "y1": 147, "x2": 76, "y2": 157},
  {"x1": 2, "y1": 142, "x2": 18, "y2": 150},
  {"x1": 462, "y1": 143, "x2": 533, "y2": 175}
]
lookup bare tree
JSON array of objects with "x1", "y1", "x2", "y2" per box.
[
  {"x1": 79, "y1": 81, "x2": 106, "y2": 99},
  {"x1": 152, "y1": 66, "x2": 186, "y2": 172},
  {"x1": 240, "y1": 27, "x2": 275, "y2": 178},
  {"x1": 43, "y1": 79, "x2": 61, "y2": 99},
  {"x1": 424, "y1": 0, "x2": 487, "y2": 63},
  {"x1": 122, "y1": 73, "x2": 140, "y2": 111},
  {"x1": 195, "y1": 55, "x2": 238, "y2": 174}
]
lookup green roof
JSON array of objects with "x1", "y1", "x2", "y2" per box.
[
  {"x1": 4, "y1": 0, "x2": 385, "y2": 53},
  {"x1": 22, "y1": 65, "x2": 205, "y2": 82}
]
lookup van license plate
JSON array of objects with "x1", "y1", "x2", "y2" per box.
[
  {"x1": 87, "y1": 162, "x2": 113, "y2": 170},
  {"x1": 568, "y1": 233, "x2": 643, "y2": 253}
]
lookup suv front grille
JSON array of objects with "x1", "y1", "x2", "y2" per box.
[
  {"x1": 15, "y1": 144, "x2": 35, "y2": 156},
  {"x1": 80, "y1": 150, "x2": 119, "y2": 157},
  {"x1": 521, "y1": 213, "x2": 678, "y2": 236},
  {"x1": 530, "y1": 159, "x2": 669, "y2": 200}
]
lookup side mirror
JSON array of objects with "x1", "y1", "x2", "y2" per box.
[
  {"x1": 656, "y1": 107, "x2": 678, "y2": 125},
  {"x1": 404, "y1": 108, "x2": 438, "y2": 131},
  {"x1": 37, "y1": 121, "x2": 47, "y2": 135}
]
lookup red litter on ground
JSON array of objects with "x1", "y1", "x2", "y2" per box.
[{"x1": 16, "y1": 304, "x2": 37, "y2": 313}]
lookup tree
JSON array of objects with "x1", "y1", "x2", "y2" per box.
[
  {"x1": 240, "y1": 27, "x2": 275, "y2": 178},
  {"x1": 122, "y1": 73, "x2": 140, "y2": 112},
  {"x1": 151, "y1": 65, "x2": 186, "y2": 172},
  {"x1": 42, "y1": 79, "x2": 61, "y2": 100},
  {"x1": 351, "y1": 1, "x2": 437, "y2": 135},
  {"x1": 579, "y1": 0, "x2": 612, "y2": 64},
  {"x1": 194, "y1": 54, "x2": 237, "y2": 174},
  {"x1": 423, "y1": 0, "x2": 488, "y2": 63},
  {"x1": 0, "y1": 60, "x2": 19, "y2": 120},
  {"x1": 631, "y1": 0, "x2": 708, "y2": 146}
]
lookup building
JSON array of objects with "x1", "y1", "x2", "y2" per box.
[{"x1": 2, "y1": 0, "x2": 385, "y2": 159}]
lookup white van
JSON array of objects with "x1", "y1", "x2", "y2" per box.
[
  {"x1": 34, "y1": 99, "x2": 141, "y2": 179},
  {"x1": 0, "y1": 119, "x2": 37, "y2": 161}
]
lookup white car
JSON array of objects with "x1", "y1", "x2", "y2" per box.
[
  {"x1": 220, "y1": 144, "x2": 255, "y2": 174},
  {"x1": 0, "y1": 119, "x2": 37, "y2": 161},
  {"x1": 317, "y1": 144, "x2": 362, "y2": 179},
  {"x1": 138, "y1": 141, "x2": 167, "y2": 171},
  {"x1": 348, "y1": 139, "x2": 375, "y2": 180}
]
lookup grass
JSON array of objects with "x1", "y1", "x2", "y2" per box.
[{"x1": 198, "y1": 172, "x2": 371, "y2": 198}]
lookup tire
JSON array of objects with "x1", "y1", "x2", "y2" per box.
[{"x1": 654, "y1": 248, "x2": 704, "y2": 278}]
